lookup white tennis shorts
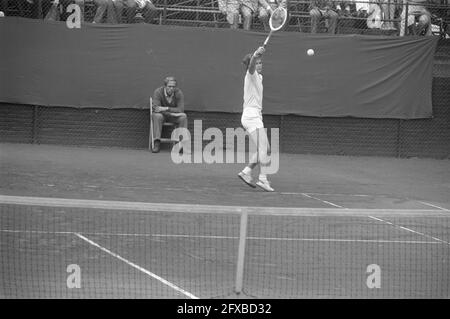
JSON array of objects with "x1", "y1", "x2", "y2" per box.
[{"x1": 241, "y1": 108, "x2": 263, "y2": 133}]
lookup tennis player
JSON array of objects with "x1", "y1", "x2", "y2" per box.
[{"x1": 238, "y1": 46, "x2": 274, "y2": 192}]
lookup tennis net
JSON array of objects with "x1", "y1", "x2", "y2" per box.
[{"x1": 1, "y1": 196, "x2": 449, "y2": 298}]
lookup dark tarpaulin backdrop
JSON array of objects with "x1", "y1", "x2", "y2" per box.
[{"x1": 0, "y1": 17, "x2": 438, "y2": 118}]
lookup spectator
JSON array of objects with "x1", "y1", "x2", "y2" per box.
[
  {"x1": 91, "y1": 0, "x2": 122, "y2": 24},
  {"x1": 399, "y1": 0, "x2": 432, "y2": 36},
  {"x1": 218, "y1": 0, "x2": 273, "y2": 30},
  {"x1": 240, "y1": 0, "x2": 269, "y2": 31},
  {"x1": 354, "y1": 0, "x2": 370, "y2": 29},
  {"x1": 259, "y1": 0, "x2": 288, "y2": 31},
  {"x1": 151, "y1": 77, "x2": 188, "y2": 153},
  {"x1": 309, "y1": 0, "x2": 339, "y2": 34},
  {"x1": 218, "y1": 0, "x2": 241, "y2": 29},
  {"x1": 380, "y1": 0, "x2": 396, "y2": 30},
  {"x1": 44, "y1": 0, "x2": 85, "y2": 22},
  {"x1": 367, "y1": 1, "x2": 382, "y2": 29},
  {"x1": 335, "y1": 1, "x2": 353, "y2": 17},
  {"x1": 120, "y1": 0, "x2": 158, "y2": 24},
  {"x1": 335, "y1": 1, "x2": 355, "y2": 31}
]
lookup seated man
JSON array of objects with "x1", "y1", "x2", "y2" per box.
[
  {"x1": 218, "y1": 0, "x2": 272, "y2": 30},
  {"x1": 151, "y1": 77, "x2": 188, "y2": 153},
  {"x1": 121, "y1": 0, "x2": 159, "y2": 24},
  {"x1": 309, "y1": 0, "x2": 339, "y2": 34},
  {"x1": 399, "y1": 0, "x2": 432, "y2": 36},
  {"x1": 217, "y1": 0, "x2": 241, "y2": 29},
  {"x1": 354, "y1": 0, "x2": 370, "y2": 29},
  {"x1": 380, "y1": 0, "x2": 396, "y2": 30},
  {"x1": 240, "y1": 0, "x2": 271, "y2": 31}
]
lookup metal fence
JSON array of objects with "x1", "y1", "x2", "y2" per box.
[{"x1": 0, "y1": 0, "x2": 449, "y2": 37}]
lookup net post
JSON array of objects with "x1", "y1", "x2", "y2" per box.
[{"x1": 234, "y1": 211, "x2": 248, "y2": 295}]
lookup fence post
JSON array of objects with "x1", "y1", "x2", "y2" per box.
[
  {"x1": 163, "y1": 0, "x2": 167, "y2": 25},
  {"x1": 235, "y1": 211, "x2": 248, "y2": 295},
  {"x1": 405, "y1": 2, "x2": 409, "y2": 36}
]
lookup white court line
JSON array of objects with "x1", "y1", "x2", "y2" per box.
[
  {"x1": 280, "y1": 192, "x2": 372, "y2": 197},
  {"x1": 368, "y1": 216, "x2": 449, "y2": 245},
  {"x1": 294, "y1": 193, "x2": 450, "y2": 245},
  {"x1": 0, "y1": 229, "x2": 442, "y2": 245},
  {"x1": 304, "y1": 193, "x2": 372, "y2": 197},
  {"x1": 74, "y1": 233, "x2": 199, "y2": 299},
  {"x1": 416, "y1": 201, "x2": 450, "y2": 212},
  {"x1": 300, "y1": 193, "x2": 344, "y2": 208}
]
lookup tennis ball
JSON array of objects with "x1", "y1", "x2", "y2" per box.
[{"x1": 307, "y1": 49, "x2": 314, "y2": 56}]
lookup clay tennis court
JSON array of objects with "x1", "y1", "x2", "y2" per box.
[{"x1": 1, "y1": 143, "x2": 449, "y2": 298}]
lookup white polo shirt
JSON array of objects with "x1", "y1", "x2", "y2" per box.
[{"x1": 242, "y1": 69, "x2": 263, "y2": 118}]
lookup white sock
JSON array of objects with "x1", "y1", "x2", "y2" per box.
[
  {"x1": 259, "y1": 174, "x2": 268, "y2": 182},
  {"x1": 242, "y1": 166, "x2": 252, "y2": 175}
]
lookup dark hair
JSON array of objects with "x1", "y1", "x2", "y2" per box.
[
  {"x1": 164, "y1": 76, "x2": 177, "y2": 86},
  {"x1": 242, "y1": 53, "x2": 253, "y2": 71}
]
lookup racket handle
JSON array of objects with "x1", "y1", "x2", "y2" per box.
[{"x1": 263, "y1": 31, "x2": 272, "y2": 48}]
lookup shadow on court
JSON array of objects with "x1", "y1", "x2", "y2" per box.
[{"x1": 1, "y1": 143, "x2": 449, "y2": 298}]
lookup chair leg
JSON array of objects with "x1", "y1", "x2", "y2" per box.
[{"x1": 149, "y1": 97, "x2": 154, "y2": 151}]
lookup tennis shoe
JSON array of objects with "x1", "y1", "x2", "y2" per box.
[
  {"x1": 238, "y1": 171, "x2": 256, "y2": 188},
  {"x1": 256, "y1": 178, "x2": 274, "y2": 192}
]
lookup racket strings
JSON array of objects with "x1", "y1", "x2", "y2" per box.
[{"x1": 269, "y1": 7, "x2": 287, "y2": 30}]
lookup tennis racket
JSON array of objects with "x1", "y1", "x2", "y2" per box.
[{"x1": 263, "y1": 6, "x2": 288, "y2": 48}]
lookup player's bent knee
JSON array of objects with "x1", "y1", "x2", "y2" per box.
[{"x1": 152, "y1": 113, "x2": 164, "y2": 121}]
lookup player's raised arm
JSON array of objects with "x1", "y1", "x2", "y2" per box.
[{"x1": 248, "y1": 46, "x2": 265, "y2": 74}]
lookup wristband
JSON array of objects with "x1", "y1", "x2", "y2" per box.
[{"x1": 266, "y1": 5, "x2": 271, "y2": 11}]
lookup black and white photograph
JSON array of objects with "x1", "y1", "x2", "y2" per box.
[{"x1": 0, "y1": 0, "x2": 449, "y2": 308}]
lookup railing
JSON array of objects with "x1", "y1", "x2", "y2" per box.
[{"x1": 0, "y1": 0, "x2": 449, "y2": 37}]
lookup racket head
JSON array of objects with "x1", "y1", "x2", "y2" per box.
[{"x1": 268, "y1": 6, "x2": 288, "y2": 31}]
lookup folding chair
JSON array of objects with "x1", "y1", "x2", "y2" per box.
[{"x1": 149, "y1": 97, "x2": 177, "y2": 153}]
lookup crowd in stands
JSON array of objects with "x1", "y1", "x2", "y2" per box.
[
  {"x1": 0, "y1": 0, "x2": 159, "y2": 23},
  {"x1": 0, "y1": 0, "x2": 448, "y2": 36}
]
